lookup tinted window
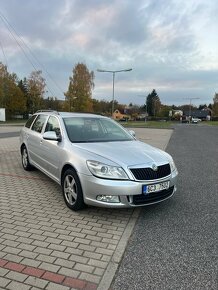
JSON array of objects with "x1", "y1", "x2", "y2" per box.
[
  {"x1": 31, "y1": 115, "x2": 47, "y2": 133},
  {"x1": 25, "y1": 115, "x2": 37, "y2": 129}
]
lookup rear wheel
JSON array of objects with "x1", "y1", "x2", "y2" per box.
[
  {"x1": 21, "y1": 146, "x2": 33, "y2": 171},
  {"x1": 62, "y1": 169, "x2": 85, "y2": 211}
]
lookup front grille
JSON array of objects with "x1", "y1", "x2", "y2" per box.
[
  {"x1": 130, "y1": 164, "x2": 171, "y2": 181},
  {"x1": 132, "y1": 186, "x2": 174, "y2": 205}
]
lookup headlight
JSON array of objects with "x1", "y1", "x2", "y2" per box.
[
  {"x1": 87, "y1": 160, "x2": 128, "y2": 180},
  {"x1": 170, "y1": 159, "x2": 177, "y2": 172}
]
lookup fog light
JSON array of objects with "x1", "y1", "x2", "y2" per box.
[{"x1": 96, "y1": 195, "x2": 120, "y2": 203}]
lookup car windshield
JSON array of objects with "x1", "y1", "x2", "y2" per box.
[{"x1": 63, "y1": 117, "x2": 134, "y2": 143}]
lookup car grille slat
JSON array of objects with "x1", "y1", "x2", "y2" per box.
[
  {"x1": 130, "y1": 163, "x2": 171, "y2": 180},
  {"x1": 132, "y1": 186, "x2": 174, "y2": 205}
]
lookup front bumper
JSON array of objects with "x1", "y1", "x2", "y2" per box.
[{"x1": 78, "y1": 169, "x2": 178, "y2": 208}]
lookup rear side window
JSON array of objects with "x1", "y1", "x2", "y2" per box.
[
  {"x1": 31, "y1": 115, "x2": 48, "y2": 133},
  {"x1": 25, "y1": 115, "x2": 37, "y2": 128}
]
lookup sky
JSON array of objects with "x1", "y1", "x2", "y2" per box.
[{"x1": 0, "y1": 0, "x2": 218, "y2": 106}]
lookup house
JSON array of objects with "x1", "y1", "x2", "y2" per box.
[
  {"x1": 172, "y1": 110, "x2": 183, "y2": 120},
  {"x1": 183, "y1": 110, "x2": 210, "y2": 121},
  {"x1": 112, "y1": 109, "x2": 131, "y2": 120},
  {"x1": 173, "y1": 110, "x2": 183, "y2": 116}
]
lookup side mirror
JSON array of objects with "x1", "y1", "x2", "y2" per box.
[{"x1": 43, "y1": 131, "x2": 62, "y2": 142}]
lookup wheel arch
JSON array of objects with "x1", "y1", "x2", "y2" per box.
[
  {"x1": 61, "y1": 164, "x2": 78, "y2": 184},
  {"x1": 61, "y1": 164, "x2": 86, "y2": 210},
  {"x1": 20, "y1": 143, "x2": 26, "y2": 154}
]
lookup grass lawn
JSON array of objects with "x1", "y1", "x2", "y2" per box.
[
  {"x1": 120, "y1": 120, "x2": 218, "y2": 128},
  {"x1": 205, "y1": 121, "x2": 218, "y2": 126},
  {"x1": 119, "y1": 120, "x2": 176, "y2": 128}
]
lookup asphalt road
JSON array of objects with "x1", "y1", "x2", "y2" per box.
[
  {"x1": 0, "y1": 125, "x2": 22, "y2": 138},
  {"x1": 111, "y1": 124, "x2": 218, "y2": 290},
  {"x1": 0, "y1": 131, "x2": 20, "y2": 138}
]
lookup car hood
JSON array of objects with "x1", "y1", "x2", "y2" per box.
[{"x1": 73, "y1": 140, "x2": 170, "y2": 167}]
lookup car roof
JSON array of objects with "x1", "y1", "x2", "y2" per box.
[
  {"x1": 59, "y1": 112, "x2": 106, "y2": 118},
  {"x1": 35, "y1": 111, "x2": 107, "y2": 119}
]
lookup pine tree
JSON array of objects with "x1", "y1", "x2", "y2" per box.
[
  {"x1": 146, "y1": 89, "x2": 161, "y2": 116},
  {"x1": 213, "y1": 93, "x2": 218, "y2": 116}
]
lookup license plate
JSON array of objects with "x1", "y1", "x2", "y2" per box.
[{"x1": 142, "y1": 181, "x2": 170, "y2": 194}]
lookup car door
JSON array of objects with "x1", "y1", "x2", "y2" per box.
[
  {"x1": 27, "y1": 114, "x2": 48, "y2": 170},
  {"x1": 40, "y1": 115, "x2": 62, "y2": 180}
]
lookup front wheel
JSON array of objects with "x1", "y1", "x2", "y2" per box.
[
  {"x1": 62, "y1": 169, "x2": 85, "y2": 211},
  {"x1": 21, "y1": 146, "x2": 33, "y2": 171}
]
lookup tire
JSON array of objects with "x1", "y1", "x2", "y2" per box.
[
  {"x1": 21, "y1": 146, "x2": 33, "y2": 171},
  {"x1": 62, "y1": 169, "x2": 85, "y2": 211}
]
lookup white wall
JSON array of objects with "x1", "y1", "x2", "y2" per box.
[{"x1": 0, "y1": 108, "x2": 6, "y2": 122}]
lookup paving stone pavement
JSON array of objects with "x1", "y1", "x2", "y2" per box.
[{"x1": 0, "y1": 128, "x2": 172, "y2": 290}]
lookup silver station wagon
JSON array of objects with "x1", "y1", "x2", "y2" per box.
[{"x1": 20, "y1": 111, "x2": 178, "y2": 211}]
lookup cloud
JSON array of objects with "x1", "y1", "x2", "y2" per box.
[{"x1": 0, "y1": 0, "x2": 217, "y2": 105}]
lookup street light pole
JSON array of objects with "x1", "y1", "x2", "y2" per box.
[
  {"x1": 112, "y1": 72, "x2": 115, "y2": 115},
  {"x1": 97, "y1": 68, "x2": 132, "y2": 116},
  {"x1": 138, "y1": 93, "x2": 148, "y2": 121}
]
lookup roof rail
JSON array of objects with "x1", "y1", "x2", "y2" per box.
[{"x1": 35, "y1": 110, "x2": 59, "y2": 114}]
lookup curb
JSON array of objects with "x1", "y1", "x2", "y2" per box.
[{"x1": 97, "y1": 208, "x2": 141, "y2": 290}]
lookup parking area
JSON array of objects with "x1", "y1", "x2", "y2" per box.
[
  {"x1": 0, "y1": 127, "x2": 172, "y2": 290},
  {"x1": 112, "y1": 124, "x2": 218, "y2": 290}
]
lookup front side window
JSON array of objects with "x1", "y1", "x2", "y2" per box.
[
  {"x1": 45, "y1": 116, "x2": 61, "y2": 137},
  {"x1": 31, "y1": 115, "x2": 47, "y2": 133},
  {"x1": 63, "y1": 117, "x2": 134, "y2": 143}
]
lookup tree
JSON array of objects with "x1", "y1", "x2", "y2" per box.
[
  {"x1": 5, "y1": 83, "x2": 26, "y2": 117},
  {"x1": 42, "y1": 97, "x2": 63, "y2": 111},
  {"x1": 18, "y1": 79, "x2": 28, "y2": 96},
  {"x1": 65, "y1": 63, "x2": 94, "y2": 112},
  {"x1": 158, "y1": 105, "x2": 172, "y2": 118},
  {"x1": 179, "y1": 104, "x2": 197, "y2": 113},
  {"x1": 0, "y1": 63, "x2": 9, "y2": 108},
  {"x1": 18, "y1": 78, "x2": 30, "y2": 116},
  {"x1": 0, "y1": 63, "x2": 26, "y2": 118},
  {"x1": 92, "y1": 99, "x2": 115, "y2": 115},
  {"x1": 139, "y1": 104, "x2": 147, "y2": 114},
  {"x1": 127, "y1": 104, "x2": 140, "y2": 119},
  {"x1": 208, "y1": 103, "x2": 213, "y2": 110},
  {"x1": 27, "y1": 71, "x2": 46, "y2": 113},
  {"x1": 146, "y1": 89, "x2": 161, "y2": 116},
  {"x1": 198, "y1": 104, "x2": 207, "y2": 110},
  {"x1": 213, "y1": 93, "x2": 218, "y2": 116}
]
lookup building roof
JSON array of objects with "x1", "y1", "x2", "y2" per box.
[{"x1": 183, "y1": 110, "x2": 208, "y2": 118}]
